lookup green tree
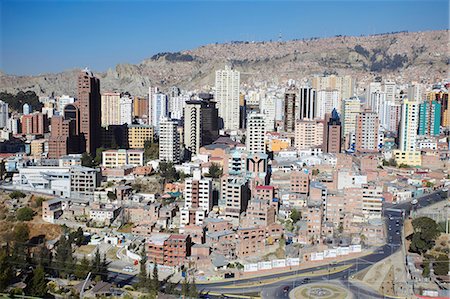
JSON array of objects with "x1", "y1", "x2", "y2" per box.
[
  {"x1": 81, "y1": 152, "x2": 94, "y2": 167},
  {"x1": 189, "y1": 277, "x2": 198, "y2": 299},
  {"x1": 144, "y1": 140, "x2": 159, "y2": 161},
  {"x1": 54, "y1": 235, "x2": 74, "y2": 278},
  {"x1": 290, "y1": 208, "x2": 301, "y2": 223},
  {"x1": 207, "y1": 163, "x2": 223, "y2": 178},
  {"x1": 16, "y1": 207, "x2": 34, "y2": 221},
  {"x1": 311, "y1": 169, "x2": 320, "y2": 176},
  {"x1": 159, "y1": 161, "x2": 179, "y2": 183},
  {"x1": 9, "y1": 191, "x2": 26, "y2": 199},
  {"x1": 14, "y1": 223, "x2": 30, "y2": 243},
  {"x1": 29, "y1": 265, "x2": 47, "y2": 297},
  {"x1": 433, "y1": 254, "x2": 449, "y2": 276},
  {"x1": 107, "y1": 191, "x2": 117, "y2": 201},
  {"x1": 94, "y1": 147, "x2": 106, "y2": 166},
  {"x1": 422, "y1": 259, "x2": 430, "y2": 277},
  {"x1": 0, "y1": 247, "x2": 13, "y2": 292},
  {"x1": 75, "y1": 256, "x2": 90, "y2": 279},
  {"x1": 181, "y1": 275, "x2": 190, "y2": 298},
  {"x1": 151, "y1": 262, "x2": 159, "y2": 292},
  {"x1": 138, "y1": 249, "x2": 148, "y2": 290},
  {"x1": 409, "y1": 217, "x2": 441, "y2": 255}
]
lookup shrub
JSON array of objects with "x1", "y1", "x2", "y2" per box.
[{"x1": 16, "y1": 207, "x2": 34, "y2": 221}]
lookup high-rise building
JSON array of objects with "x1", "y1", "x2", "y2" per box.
[
  {"x1": 159, "y1": 117, "x2": 180, "y2": 163},
  {"x1": 427, "y1": 88, "x2": 449, "y2": 127},
  {"x1": 133, "y1": 96, "x2": 149, "y2": 120},
  {"x1": 222, "y1": 176, "x2": 250, "y2": 224},
  {"x1": 246, "y1": 113, "x2": 266, "y2": 154},
  {"x1": 101, "y1": 92, "x2": 121, "y2": 127},
  {"x1": 76, "y1": 69, "x2": 101, "y2": 154},
  {"x1": 119, "y1": 95, "x2": 133, "y2": 125},
  {"x1": 295, "y1": 120, "x2": 324, "y2": 150},
  {"x1": 183, "y1": 98, "x2": 219, "y2": 157},
  {"x1": 312, "y1": 75, "x2": 355, "y2": 100},
  {"x1": 341, "y1": 97, "x2": 361, "y2": 138},
  {"x1": 215, "y1": 66, "x2": 240, "y2": 130},
  {"x1": 21, "y1": 112, "x2": 48, "y2": 135},
  {"x1": 180, "y1": 170, "x2": 213, "y2": 227},
  {"x1": 316, "y1": 90, "x2": 339, "y2": 119},
  {"x1": 284, "y1": 85, "x2": 298, "y2": 132},
  {"x1": 399, "y1": 99, "x2": 419, "y2": 152},
  {"x1": 323, "y1": 109, "x2": 342, "y2": 153},
  {"x1": 355, "y1": 110, "x2": 380, "y2": 153},
  {"x1": 151, "y1": 92, "x2": 168, "y2": 135},
  {"x1": 382, "y1": 80, "x2": 397, "y2": 103},
  {"x1": 418, "y1": 100, "x2": 441, "y2": 136},
  {"x1": 259, "y1": 95, "x2": 276, "y2": 131},
  {"x1": 169, "y1": 94, "x2": 189, "y2": 120},
  {"x1": 0, "y1": 100, "x2": 9, "y2": 129},
  {"x1": 298, "y1": 87, "x2": 317, "y2": 120}
]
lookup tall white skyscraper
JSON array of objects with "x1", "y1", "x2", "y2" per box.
[
  {"x1": 317, "y1": 90, "x2": 339, "y2": 119},
  {"x1": 119, "y1": 95, "x2": 133, "y2": 125},
  {"x1": 151, "y1": 92, "x2": 168, "y2": 135},
  {"x1": 159, "y1": 117, "x2": 180, "y2": 163},
  {"x1": 383, "y1": 80, "x2": 397, "y2": 103},
  {"x1": 0, "y1": 100, "x2": 9, "y2": 129},
  {"x1": 342, "y1": 97, "x2": 361, "y2": 138},
  {"x1": 259, "y1": 95, "x2": 276, "y2": 131},
  {"x1": 101, "y1": 92, "x2": 121, "y2": 126},
  {"x1": 169, "y1": 94, "x2": 189, "y2": 120},
  {"x1": 298, "y1": 87, "x2": 317, "y2": 120},
  {"x1": 246, "y1": 113, "x2": 266, "y2": 154},
  {"x1": 399, "y1": 99, "x2": 419, "y2": 152},
  {"x1": 215, "y1": 65, "x2": 240, "y2": 130}
]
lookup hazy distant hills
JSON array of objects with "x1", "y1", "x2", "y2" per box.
[{"x1": 1, "y1": 30, "x2": 448, "y2": 97}]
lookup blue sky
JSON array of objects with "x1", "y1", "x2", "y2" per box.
[{"x1": 1, "y1": 0, "x2": 448, "y2": 75}]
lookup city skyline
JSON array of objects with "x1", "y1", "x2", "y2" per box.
[{"x1": 1, "y1": 0, "x2": 449, "y2": 75}]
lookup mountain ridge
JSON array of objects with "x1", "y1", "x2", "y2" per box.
[{"x1": 1, "y1": 30, "x2": 448, "y2": 97}]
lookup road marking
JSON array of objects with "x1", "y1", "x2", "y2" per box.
[{"x1": 217, "y1": 264, "x2": 353, "y2": 289}]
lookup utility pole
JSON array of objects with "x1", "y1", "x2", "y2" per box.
[{"x1": 80, "y1": 272, "x2": 92, "y2": 299}]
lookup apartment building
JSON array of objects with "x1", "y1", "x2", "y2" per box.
[{"x1": 102, "y1": 149, "x2": 144, "y2": 168}]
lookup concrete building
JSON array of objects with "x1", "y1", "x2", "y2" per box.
[
  {"x1": 21, "y1": 112, "x2": 48, "y2": 135},
  {"x1": 294, "y1": 120, "x2": 323, "y2": 150},
  {"x1": 418, "y1": 100, "x2": 441, "y2": 136},
  {"x1": 183, "y1": 98, "x2": 219, "y2": 157},
  {"x1": 133, "y1": 96, "x2": 149, "y2": 120},
  {"x1": 284, "y1": 85, "x2": 298, "y2": 132},
  {"x1": 57, "y1": 95, "x2": 75, "y2": 113},
  {"x1": 151, "y1": 92, "x2": 168, "y2": 135},
  {"x1": 246, "y1": 113, "x2": 266, "y2": 154},
  {"x1": 362, "y1": 184, "x2": 383, "y2": 218},
  {"x1": 355, "y1": 110, "x2": 380, "y2": 153},
  {"x1": 70, "y1": 166, "x2": 101, "y2": 199},
  {"x1": 159, "y1": 117, "x2": 180, "y2": 163},
  {"x1": 169, "y1": 94, "x2": 189, "y2": 120},
  {"x1": 298, "y1": 87, "x2": 317, "y2": 120},
  {"x1": 101, "y1": 92, "x2": 121, "y2": 126},
  {"x1": 316, "y1": 89, "x2": 339, "y2": 119},
  {"x1": 119, "y1": 95, "x2": 133, "y2": 125},
  {"x1": 76, "y1": 69, "x2": 101, "y2": 154},
  {"x1": 102, "y1": 149, "x2": 144, "y2": 168},
  {"x1": 215, "y1": 65, "x2": 240, "y2": 130},
  {"x1": 146, "y1": 234, "x2": 191, "y2": 266},
  {"x1": 290, "y1": 171, "x2": 310, "y2": 195},
  {"x1": 236, "y1": 227, "x2": 265, "y2": 258},
  {"x1": 259, "y1": 95, "x2": 276, "y2": 131},
  {"x1": 180, "y1": 170, "x2": 213, "y2": 227},
  {"x1": 222, "y1": 176, "x2": 250, "y2": 224},
  {"x1": 341, "y1": 97, "x2": 361, "y2": 139},
  {"x1": 323, "y1": 109, "x2": 342, "y2": 153},
  {"x1": 128, "y1": 124, "x2": 154, "y2": 149},
  {"x1": 399, "y1": 99, "x2": 419, "y2": 152},
  {"x1": 312, "y1": 75, "x2": 355, "y2": 101},
  {"x1": 0, "y1": 100, "x2": 9, "y2": 129}
]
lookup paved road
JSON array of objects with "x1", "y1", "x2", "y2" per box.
[{"x1": 106, "y1": 190, "x2": 448, "y2": 298}]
